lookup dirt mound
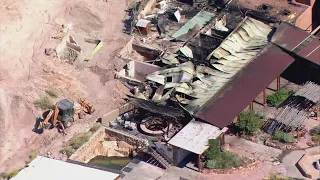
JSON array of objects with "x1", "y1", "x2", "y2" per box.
[
  {"x1": 0, "y1": 89, "x2": 36, "y2": 164},
  {"x1": 68, "y1": 2, "x2": 104, "y2": 35}
]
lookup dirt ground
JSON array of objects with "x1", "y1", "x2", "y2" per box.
[{"x1": 0, "y1": 0, "x2": 133, "y2": 173}]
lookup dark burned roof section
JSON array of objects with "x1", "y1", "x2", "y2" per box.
[
  {"x1": 195, "y1": 43, "x2": 295, "y2": 128},
  {"x1": 271, "y1": 22, "x2": 320, "y2": 65},
  {"x1": 129, "y1": 98, "x2": 184, "y2": 117}
]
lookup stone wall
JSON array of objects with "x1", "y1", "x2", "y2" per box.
[
  {"x1": 202, "y1": 160, "x2": 259, "y2": 174},
  {"x1": 70, "y1": 127, "x2": 136, "y2": 163},
  {"x1": 297, "y1": 146, "x2": 320, "y2": 179},
  {"x1": 105, "y1": 127, "x2": 149, "y2": 151},
  {"x1": 69, "y1": 127, "x2": 105, "y2": 163},
  {"x1": 155, "y1": 142, "x2": 174, "y2": 163}
]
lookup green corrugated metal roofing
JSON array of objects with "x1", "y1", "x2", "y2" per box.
[{"x1": 171, "y1": 11, "x2": 215, "y2": 39}]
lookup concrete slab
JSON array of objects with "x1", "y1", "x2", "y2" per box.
[
  {"x1": 225, "y1": 136, "x2": 283, "y2": 159},
  {"x1": 122, "y1": 161, "x2": 165, "y2": 180},
  {"x1": 281, "y1": 150, "x2": 310, "y2": 180},
  {"x1": 158, "y1": 166, "x2": 200, "y2": 180}
]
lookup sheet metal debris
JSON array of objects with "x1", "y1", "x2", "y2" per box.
[
  {"x1": 138, "y1": 17, "x2": 273, "y2": 125},
  {"x1": 171, "y1": 11, "x2": 215, "y2": 39},
  {"x1": 213, "y1": 14, "x2": 228, "y2": 32},
  {"x1": 136, "y1": 19, "x2": 151, "y2": 28},
  {"x1": 84, "y1": 39, "x2": 103, "y2": 61},
  {"x1": 118, "y1": 0, "x2": 307, "y2": 130},
  {"x1": 129, "y1": 98, "x2": 184, "y2": 117},
  {"x1": 162, "y1": 54, "x2": 180, "y2": 65},
  {"x1": 294, "y1": 82, "x2": 320, "y2": 104},
  {"x1": 179, "y1": 46, "x2": 193, "y2": 58},
  {"x1": 174, "y1": 10, "x2": 181, "y2": 22},
  {"x1": 117, "y1": 60, "x2": 161, "y2": 83}
]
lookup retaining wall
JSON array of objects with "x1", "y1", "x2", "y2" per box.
[
  {"x1": 101, "y1": 103, "x2": 134, "y2": 126},
  {"x1": 105, "y1": 127, "x2": 149, "y2": 151},
  {"x1": 69, "y1": 128, "x2": 106, "y2": 163}
]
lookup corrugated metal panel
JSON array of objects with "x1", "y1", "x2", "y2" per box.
[
  {"x1": 13, "y1": 156, "x2": 120, "y2": 180},
  {"x1": 136, "y1": 19, "x2": 150, "y2": 28},
  {"x1": 271, "y1": 23, "x2": 309, "y2": 50},
  {"x1": 306, "y1": 47, "x2": 320, "y2": 63},
  {"x1": 171, "y1": 11, "x2": 215, "y2": 39},
  {"x1": 195, "y1": 43, "x2": 295, "y2": 128},
  {"x1": 131, "y1": 61, "x2": 161, "y2": 81},
  {"x1": 271, "y1": 22, "x2": 320, "y2": 65},
  {"x1": 183, "y1": 17, "x2": 272, "y2": 113},
  {"x1": 168, "y1": 120, "x2": 222, "y2": 154}
]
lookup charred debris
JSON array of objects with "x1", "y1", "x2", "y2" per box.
[{"x1": 116, "y1": 0, "x2": 306, "y2": 131}]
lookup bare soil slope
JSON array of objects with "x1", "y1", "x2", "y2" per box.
[{"x1": 0, "y1": 0, "x2": 132, "y2": 172}]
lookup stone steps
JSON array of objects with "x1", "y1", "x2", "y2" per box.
[{"x1": 147, "y1": 147, "x2": 171, "y2": 170}]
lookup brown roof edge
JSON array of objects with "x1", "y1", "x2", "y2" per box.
[
  {"x1": 271, "y1": 22, "x2": 320, "y2": 65},
  {"x1": 195, "y1": 43, "x2": 296, "y2": 128}
]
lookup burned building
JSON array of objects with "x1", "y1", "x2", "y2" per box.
[{"x1": 110, "y1": 0, "x2": 319, "y2": 172}]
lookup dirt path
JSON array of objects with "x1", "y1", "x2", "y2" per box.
[{"x1": 0, "y1": 0, "x2": 132, "y2": 173}]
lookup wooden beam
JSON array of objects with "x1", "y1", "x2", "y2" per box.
[
  {"x1": 308, "y1": 65, "x2": 312, "y2": 81},
  {"x1": 198, "y1": 154, "x2": 201, "y2": 172},
  {"x1": 263, "y1": 89, "x2": 267, "y2": 105},
  {"x1": 249, "y1": 102, "x2": 253, "y2": 110},
  {"x1": 220, "y1": 132, "x2": 225, "y2": 145},
  {"x1": 276, "y1": 77, "x2": 280, "y2": 91},
  {"x1": 311, "y1": 25, "x2": 320, "y2": 35}
]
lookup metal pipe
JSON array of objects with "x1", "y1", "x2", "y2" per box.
[{"x1": 263, "y1": 89, "x2": 267, "y2": 105}]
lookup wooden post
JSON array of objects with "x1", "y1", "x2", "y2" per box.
[
  {"x1": 308, "y1": 65, "x2": 312, "y2": 81},
  {"x1": 173, "y1": 146, "x2": 178, "y2": 166},
  {"x1": 198, "y1": 154, "x2": 201, "y2": 172},
  {"x1": 249, "y1": 102, "x2": 253, "y2": 110},
  {"x1": 276, "y1": 77, "x2": 280, "y2": 91},
  {"x1": 263, "y1": 89, "x2": 267, "y2": 105},
  {"x1": 220, "y1": 133, "x2": 225, "y2": 145}
]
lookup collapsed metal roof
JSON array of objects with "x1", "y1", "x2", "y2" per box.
[
  {"x1": 294, "y1": 81, "x2": 320, "y2": 105},
  {"x1": 271, "y1": 22, "x2": 320, "y2": 65},
  {"x1": 182, "y1": 17, "x2": 273, "y2": 113},
  {"x1": 145, "y1": 17, "x2": 287, "y2": 128},
  {"x1": 195, "y1": 43, "x2": 296, "y2": 128}
]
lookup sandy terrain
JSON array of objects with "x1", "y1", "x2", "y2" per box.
[{"x1": 0, "y1": 0, "x2": 132, "y2": 173}]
